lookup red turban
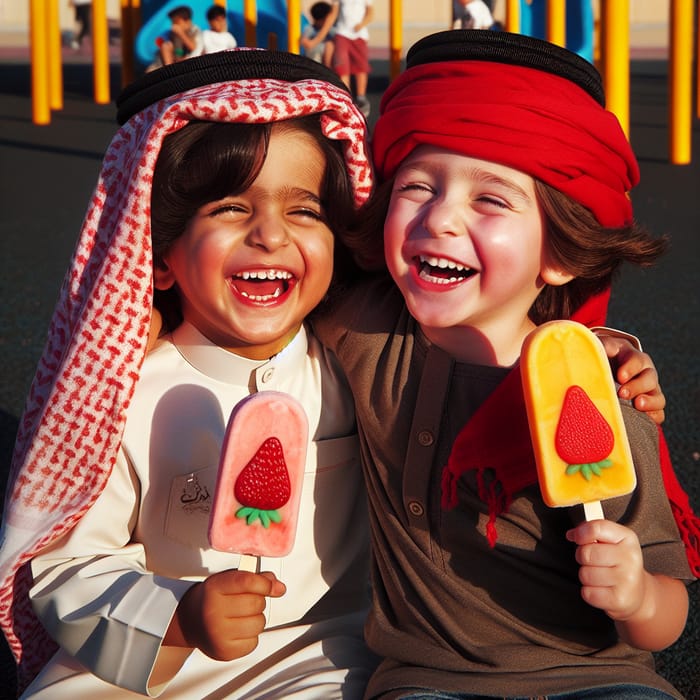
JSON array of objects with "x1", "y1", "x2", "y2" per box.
[{"x1": 372, "y1": 60, "x2": 639, "y2": 228}]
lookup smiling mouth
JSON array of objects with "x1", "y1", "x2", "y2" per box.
[
  {"x1": 231, "y1": 269, "x2": 295, "y2": 302},
  {"x1": 415, "y1": 255, "x2": 476, "y2": 285}
]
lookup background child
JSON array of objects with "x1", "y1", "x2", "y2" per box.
[
  {"x1": 149, "y1": 4, "x2": 203, "y2": 70},
  {"x1": 201, "y1": 4, "x2": 237, "y2": 54},
  {"x1": 68, "y1": 0, "x2": 91, "y2": 50},
  {"x1": 314, "y1": 29, "x2": 699, "y2": 699},
  {"x1": 301, "y1": 1, "x2": 335, "y2": 66},
  {"x1": 323, "y1": 0, "x2": 374, "y2": 118},
  {"x1": 452, "y1": 0, "x2": 495, "y2": 30},
  {"x1": 0, "y1": 50, "x2": 376, "y2": 698}
]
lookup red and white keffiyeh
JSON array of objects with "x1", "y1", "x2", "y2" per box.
[{"x1": 0, "y1": 74, "x2": 372, "y2": 691}]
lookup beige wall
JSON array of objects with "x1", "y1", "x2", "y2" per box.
[{"x1": 0, "y1": 0, "x2": 122, "y2": 37}]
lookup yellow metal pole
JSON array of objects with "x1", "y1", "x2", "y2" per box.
[
  {"x1": 30, "y1": 0, "x2": 51, "y2": 125},
  {"x1": 669, "y1": 0, "x2": 693, "y2": 164},
  {"x1": 505, "y1": 0, "x2": 519, "y2": 34},
  {"x1": 120, "y1": 0, "x2": 141, "y2": 88},
  {"x1": 287, "y1": 0, "x2": 301, "y2": 53},
  {"x1": 244, "y1": 0, "x2": 257, "y2": 47},
  {"x1": 697, "y1": 4, "x2": 700, "y2": 119},
  {"x1": 546, "y1": 0, "x2": 566, "y2": 47},
  {"x1": 47, "y1": 0, "x2": 63, "y2": 110},
  {"x1": 600, "y1": 0, "x2": 630, "y2": 137},
  {"x1": 389, "y1": 0, "x2": 402, "y2": 81},
  {"x1": 92, "y1": 0, "x2": 110, "y2": 104}
]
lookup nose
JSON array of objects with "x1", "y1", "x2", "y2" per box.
[
  {"x1": 420, "y1": 195, "x2": 467, "y2": 239},
  {"x1": 246, "y1": 213, "x2": 290, "y2": 252}
]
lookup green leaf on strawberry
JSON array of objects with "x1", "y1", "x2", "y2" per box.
[
  {"x1": 235, "y1": 506, "x2": 283, "y2": 528},
  {"x1": 234, "y1": 437, "x2": 291, "y2": 527},
  {"x1": 556, "y1": 385, "x2": 615, "y2": 480}
]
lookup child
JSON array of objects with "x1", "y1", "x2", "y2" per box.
[
  {"x1": 313, "y1": 30, "x2": 700, "y2": 699},
  {"x1": 201, "y1": 4, "x2": 237, "y2": 54},
  {"x1": 149, "y1": 4, "x2": 203, "y2": 70},
  {"x1": 301, "y1": 1, "x2": 335, "y2": 66},
  {"x1": 452, "y1": 0, "x2": 494, "y2": 30},
  {"x1": 324, "y1": 0, "x2": 374, "y2": 118},
  {"x1": 0, "y1": 50, "x2": 377, "y2": 698}
]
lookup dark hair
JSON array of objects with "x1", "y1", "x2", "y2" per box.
[
  {"x1": 150, "y1": 116, "x2": 358, "y2": 328},
  {"x1": 343, "y1": 176, "x2": 667, "y2": 323},
  {"x1": 206, "y1": 5, "x2": 226, "y2": 22},
  {"x1": 530, "y1": 180, "x2": 667, "y2": 323},
  {"x1": 310, "y1": 2, "x2": 333, "y2": 22},
  {"x1": 168, "y1": 5, "x2": 193, "y2": 21}
]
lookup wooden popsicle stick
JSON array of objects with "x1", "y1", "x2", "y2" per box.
[
  {"x1": 583, "y1": 500, "x2": 604, "y2": 521},
  {"x1": 238, "y1": 554, "x2": 260, "y2": 572}
]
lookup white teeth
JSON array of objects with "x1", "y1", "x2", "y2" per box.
[
  {"x1": 239, "y1": 288, "x2": 283, "y2": 301},
  {"x1": 418, "y1": 270, "x2": 464, "y2": 284},
  {"x1": 237, "y1": 270, "x2": 292, "y2": 281},
  {"x1": 419, "y1": 255, "x2": 470, "y2": 272}
]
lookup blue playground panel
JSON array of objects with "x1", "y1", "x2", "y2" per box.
[
  {"x1": 519, "y1": 0, "x2": 594, "y2": 63},
  {"x1": 135, "y1": 0, "x2": 308, "y2": 69}
]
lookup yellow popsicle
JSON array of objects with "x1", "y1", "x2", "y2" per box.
[{"x1": 520, "y1": 320, "x2": 636, "y2": 518}]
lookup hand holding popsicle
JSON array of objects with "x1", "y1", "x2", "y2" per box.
[
  {"x1": 565, "y1": 515, "x2": 688, "y2": 650},
  {"x1": 521, "y1": 321, "x2": 636, "y2": 521},
  {"x1": 166, "y1": 568, "x2": 286, "y2": 660}
]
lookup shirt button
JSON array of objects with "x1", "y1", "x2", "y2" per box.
[
  {"x1": 417, "y1": 430, "x2": 434, "y2": 446},
  {"x1": 261, "y1": 368, "x2": 275, "y2": 383},
  {"x1": 408, "y1": 501, "x2": 424, "y2": 517}
]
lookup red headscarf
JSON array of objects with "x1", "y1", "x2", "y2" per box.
[{"x1": 373, "y1": 60, "x2": 638, "y2": 228}]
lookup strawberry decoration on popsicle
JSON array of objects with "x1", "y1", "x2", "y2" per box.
[
  {"x1": 521, "y1": 320, "x2": 636, "y2": 521},
  {"x1": 209, "y1": 392, "x2": 308, "y2": 569},
  {"x1": 556, "y1": 385, "x2": 614, "y2": 481},
  {"x1": 234, "y1": 437, "x2": 291, "y2": 528}
]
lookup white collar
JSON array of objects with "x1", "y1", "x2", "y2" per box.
[{"x1": 169, "y1": 322, "x2": 309, "y2": 385}]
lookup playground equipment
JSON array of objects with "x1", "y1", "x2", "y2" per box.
[
  {"x1": 26, "y1": 0, "x2": 698, "y2": 165},
  {"x1": 517, "y1": 0, "x2": 595, "y2": 62},
  {"x1": 134, "y1": 0, "x2": 307, "y2": 69}
]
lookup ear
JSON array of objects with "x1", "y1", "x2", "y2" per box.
[
  {"x1": 540, "y1": 264, "x2": 575, "y2": 287},
  {"x1": 154, "y1": 261, "x2": 176, "y2": 290},
  {"x1": 540, "y1": 251, "x2": 575, "y2": 287}
]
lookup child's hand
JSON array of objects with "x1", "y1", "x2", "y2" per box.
[
  {"x1": 168, "y1": 569, "x2": 286, "y2": 660},
  {"x1": 566, "y1": 519, "x2": 688, "y2": 650},
  {"x1": 597, "y1": 335, "x2": 665, "y2": 424},
  {"x1": 566, "y1": 519, "x2": 646, "y2": 622}
]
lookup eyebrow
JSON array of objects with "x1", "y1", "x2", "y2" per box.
[
  {"x1": 399, "y1": 158, "x2": 534, "y2": 204},
  {"x1": 468, "y1": 167, "x2": 533, "y2": 203}
]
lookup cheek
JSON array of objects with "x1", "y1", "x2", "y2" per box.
[
  {"x1": 383, "y1": 211, "x2": 407, "y2": 264},
  {"x1": 303, "y1": 233, "x2": 335, "y2": 283},
  {"x1": 480, "y1": 225, "x2": 543, "y2": 276}
]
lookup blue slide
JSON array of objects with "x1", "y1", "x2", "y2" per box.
[
  {"x1": 518, "y1": 0, "x2": 594, "y2": 63},
  {"x1": 135, "y1": 0, "x2": 307, "y2": 69}
]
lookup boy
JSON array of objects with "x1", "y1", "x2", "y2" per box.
[
  {"x1": 202, "y1": 4, "x2": 237, "y2": 54},
  {"x1": 314, "y1": 30, "x2": 699, "y2": 699},
  {"x1": 301, "y1": 1, "x2": 335, "y2": 66},
  {"x1": 316, "y1": 0, "x2": 373, "y2": 117},
  {"x1": 150, "y1": 5, "x2": 203, "y2": 70},
  {"x1": 452, "y1": 0, "x2": 494, "y2": 30},
  {"x1": 0, "y1": 50, "x2": 376, "y2": 698}
]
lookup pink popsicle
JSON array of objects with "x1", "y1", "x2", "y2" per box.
[{"x1": 209, "y1": 392, "x2": 308, "y2": 570}]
